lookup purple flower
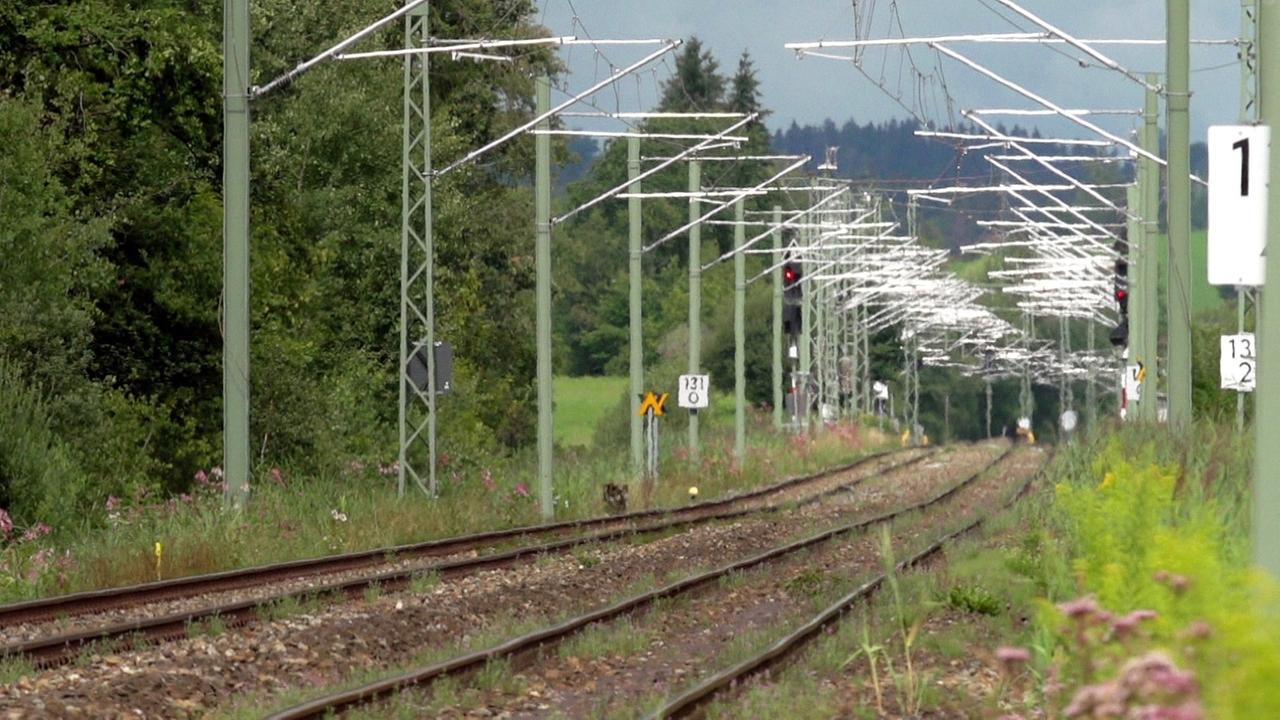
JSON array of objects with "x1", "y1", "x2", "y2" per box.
[
  {"x1": 1058, "y1": 596, "x2": 1100, "y2": 619},
  {"x1": 1112, "y1": 609, "x2": 1158, "y2": 639},
  {"x1": 996, "y1": 646, "x2": 1032, "y2": 664},
  {"x1": 996, "y1": 646, "x2": 1032, "y2": 675}
]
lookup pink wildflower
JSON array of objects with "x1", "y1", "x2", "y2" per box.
[
  {"x1": 1112, "y1": 609, "x2": 1159, "y2": 639},
  {"x1": 20, "y1": 523, "x2": 50, "y2": 542},
  {"x1": 270, "y1": 467, "x2": 285, "y2": 485},
  {"x1": 1180, "y1": 621, "x2": 1212, "y2": 640},
  {"x1": 996, "y1": 646, "x2": 1032, "y2": 665},
  {"x1": 514, "y1": 482, "x2": 530, "y2": 498},
  {"x1": 481, "y1": 469, "x2": 496, "y2": 492},
  {"x1": 195, "y1": 469, "x2": 209, "y2": 484},
  {"x1": 0, "y1": 509, "x2": 12, "y2": 538},
  {"x1": 1058, "y1": 596, "x2": 1100, "y2": 619},
  {"x1": 105, "y1": 496, "x2": 120, "y2": 512}
]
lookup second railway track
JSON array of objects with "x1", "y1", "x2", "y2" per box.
[
  {"x1": 0, "y1": 446, "x2": 933, "y2": 667},
  {"x1": 262, "y1": 442, "x2": 1024, "y2": 720}
]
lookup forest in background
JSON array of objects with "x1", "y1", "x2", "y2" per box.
[{"x1": 0, "y1": 0, "x2": 1232, "y2": 532}]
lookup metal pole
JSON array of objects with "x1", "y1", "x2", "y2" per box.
[
  {"x1": 628, "y1": 137, "x2": 644, "y2": 475},
  {"x1": 1253, "y1": 0, "x2": 1280, "y2": 576},
  {"x1": 943, "y1": 392, "x2": 951, "y2": 445},
  {"x1": 1139, "y1": 74, "x2": 1161, "y2": 422},
  {"x1": 799, "y1": 214, "x2": 812, "y2": 431},
  {"x1": 861, "y1": 304, "x2": 870, "y2": 414},
  {"x1": 688, "y1": 160, "x2": 702, "y2": 461},
  {"x1": 1086, "y1": 320, "x2": 1098, "y2": 430},
  {"x1": 1238, "y1": 288, "x2": 1248, "y2": 431},
  {"x1": 535, "y1": 76, "x2": 554, "y2": 519},
  {"x1": 1239, "y1": 2, "x2": 1259, "y2": 432},
  {"x1": 222, "y1": 0, "x2": 251, "y2": 508},
  {"x1": 398, "y1": 5, "x2": 436, "y2": 497},
  {"x1": 772, "y1": 205, "x2": 784, "y2": 429},
  {"x1": 985, "y1": 378, "x2": 993, "y2": 438},
  {"x1": 734, "y1": 198, "x2": 747, "y2": 464},
  {"x1": 1126, "y1": 181, "x2": 1146, "y2": 415},
  {"x1": 1166, "y1": 0, "x2": 1193, "y2": 427}
]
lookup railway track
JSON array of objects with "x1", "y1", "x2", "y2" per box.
[
  {"x1": 261, "y1": 443, "x2": 1020, "y2": 720},
  {"x1": 0, "y1": 446, "x2": 931, "y2": 667},
  {"x1": 647, "y1": 446, "x2": 1053, "y2": 719}
]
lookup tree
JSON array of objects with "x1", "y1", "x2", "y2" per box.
[
  {"x1": 728, "y1": 51, "x2": 766, "y2": 119},
  {"x1": 658, "y1": 37, "x2": 725, "y2": 112}
]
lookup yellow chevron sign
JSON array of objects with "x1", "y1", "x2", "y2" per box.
[{"x1": 638, "y1": 392, "x2": 669, "y2": 417}]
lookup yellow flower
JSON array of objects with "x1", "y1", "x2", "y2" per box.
[{"x1": 1099, "y1": 472, "x2": 1116, "y2": 490}]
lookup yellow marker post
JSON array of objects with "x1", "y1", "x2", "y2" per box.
[
  {"x1": 638, "y1": 392, "x2": 668, "y2": 417},
  {"x1": 154, "y1": 542, "x2": 163, "y2": 581}
]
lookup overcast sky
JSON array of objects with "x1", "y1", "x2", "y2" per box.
[{"x1": 539, "y1": 0, "x2": 1245, "y2": 140}]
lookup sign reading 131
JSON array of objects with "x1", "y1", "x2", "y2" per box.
[
  {"x1": 678, "y1": 374, "x2": 710, "y2": 409},
  {"x1": 1220, "y1": 333, "x2": 1257, "y2": 393},
  {"x1": 1207, "y1": 125, "x2": 1270, "y2": 287}
]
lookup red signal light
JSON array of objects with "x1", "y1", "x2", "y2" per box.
[
  {"x1": 783, "y1": 266, "x2": 799, "y2": 284},
  {"x1": 1115, "y1": 289, "x2": 1128, "y2": 301}
]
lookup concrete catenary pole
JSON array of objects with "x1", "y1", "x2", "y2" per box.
[
  {"x1": 1239, "y1": 0, "x2": 1259, "y2": 432},
  {"x1": 772, "y1": 205, "x2": 784, "y2": 428},
  {"x1": 222, "y1": 0, "x2": 251, "y2": 508},
  {"x1": 1166, "y1": 0, "x2": 1193, "y2": 427},
  {"x1": 628, "y1": 137, "x2": 644, "y2": 475},
  {"x1": 535, "y1": 76, "x2": 554, "y2": 519},
  {"x1": 734, "y1": 198, "x2": 747, "y2": 464},
  {"x1": 1138, "y1": 74, "x2": 1161, "y2": 422},
  {"x1": 1252, "y1": 0, "x2": 1280, "y2": 576},
  {"x1": 688, "y1": 160, "x2": 702, "y2": 461}
]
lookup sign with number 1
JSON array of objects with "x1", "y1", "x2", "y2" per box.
[
  {"x1": 1208, "y1": 125, "x2": 1270, "y2": 286},
  {"x1": 1220, "y1": 333, "x2": 1257, "y2": 392}
]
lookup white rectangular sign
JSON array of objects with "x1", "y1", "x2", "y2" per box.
[
  {"x1": 1123, "y1": 364, "x2": 1143, "y2": 403},
  {"x1": 1220, "y1": 333, "x2": 1257, "y2": 392},
  {"x1": 1208, "y1": 125, "x2": 1269, "y2": 286},
  {"x1": 678, "y1": 374, "x2": 710, "y2": 409}
]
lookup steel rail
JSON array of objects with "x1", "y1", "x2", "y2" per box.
[
  {"x1": 0, "y1": 449, "x2": 912, "y2": 629},
  {"x1": 648, "y1": 447, "x2": 1054, "y2": 719},
  {"x1": 2, "y1": 449, "x2": 933, "y2": 667},
  {"x1": 264, "y1": 444, "x2": 1015, "y2": 720}
]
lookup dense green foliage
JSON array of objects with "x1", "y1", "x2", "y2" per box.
[
  {"x1": 1037, "y1": 425, "x2": 1277, "y2": 718},
  {"x1": 0, "y1": 0, "x2": 559, "y2": 526}
]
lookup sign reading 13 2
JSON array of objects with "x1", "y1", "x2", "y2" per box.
[
  {"x1": 678, "y1": 374, "x2": 710, "y2": 409},
  {"x1": 1207, "y1": 125, "x2": 1270, "y2": 287},
  {"x1": 1220, "y1": 333, "x2": 1256, "y2": 393}
]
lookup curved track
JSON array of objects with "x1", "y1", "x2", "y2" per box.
[
  {"x1": 0, "y1": 447, "x2": 931, "y2": 667},
  {"x1": 262, "y1": 444, "x2": 1016, "y2": 720},
  {"x1": 647, "y1": 446, "x2": 1052, "y2": 719}
]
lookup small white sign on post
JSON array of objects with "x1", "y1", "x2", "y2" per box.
[
  {"x1": 678, "y1": 374, "x2": 710, "y2": 409},
  {"x1": 1124, "y1": 364, "x2": 1143, "y2": 403},
  {"x1": 1208, "y1": 125, "x2": 1270, "y2": 286},
  {"x1": 1220, "y1": 333, "x2": 1257, "y2": 392}
]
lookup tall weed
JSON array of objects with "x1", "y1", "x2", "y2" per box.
[{"x1": 1046, "y1": 426, "x2": 1280, "y2": 718}]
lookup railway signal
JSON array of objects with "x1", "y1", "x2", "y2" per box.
[
  {"x1": 782, "y1": 261, "x2": 803, "y2": 337},
  {"x1": 1111, "y1": 237, "x2": 1130, "y2": 348}
]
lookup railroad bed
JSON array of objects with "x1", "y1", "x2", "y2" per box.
[
  {"x1": 0, "y1": 445, "x2": 967, "y2": 716},
  {"x1": 253, "y1": 442, "x2": 1034, "y2": 718}
]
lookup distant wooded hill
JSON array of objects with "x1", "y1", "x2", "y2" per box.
[{"x1": 768, "y1": 118, "x2": 1207, "y2": 249}]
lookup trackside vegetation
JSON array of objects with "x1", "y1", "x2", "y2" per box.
[
  {"x1": 703, "y1": 422, "x2": 1275, "y2": 718},
  {"x1": 0, "y1": 417, "x2": 885, "y2": 603}
]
